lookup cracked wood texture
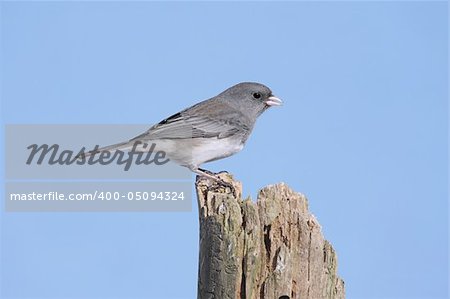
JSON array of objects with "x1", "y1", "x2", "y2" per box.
[{"x1": 196, "y1": 173, "x2": 345, "y2": 299}]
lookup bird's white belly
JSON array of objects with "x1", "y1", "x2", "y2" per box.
[{"x1": 153, "y1": 137, "x2": 244, "y2": 167}]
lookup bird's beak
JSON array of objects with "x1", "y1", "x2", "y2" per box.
[{"x1": 265, "y1": 96, "x2": 283, "y2": 106}]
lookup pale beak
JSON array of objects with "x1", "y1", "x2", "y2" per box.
[{"x1": 265, "y1": 96, "x2": 283, "y2": 106}]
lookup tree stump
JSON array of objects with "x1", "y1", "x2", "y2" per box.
[{"x1": 196, "y1": 173, "x2": 345, "y2": 299}]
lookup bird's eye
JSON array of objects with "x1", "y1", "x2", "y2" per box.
[{"x1": 252, "y1": 92, "x2": 262, "y2": 99}]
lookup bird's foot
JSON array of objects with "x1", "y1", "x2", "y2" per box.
[
  {"x1": 194, "y1": 168, "x2": 236, "y2": 196},
  {"x1": 197, "y1": 168, "x2": 217, "y2": 176}
]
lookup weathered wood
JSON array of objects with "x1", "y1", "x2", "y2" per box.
[{"x1": 196, "y1": 173, "x2": 345, "y2": 299}]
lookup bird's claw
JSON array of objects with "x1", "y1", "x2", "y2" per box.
[{"x1": 195, "y1": 168, "x2": 237, "y2": 197}]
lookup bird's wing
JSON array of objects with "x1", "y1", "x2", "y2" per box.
[{"x1": 131, "y1": 101, "x2": 251, "y2": 140}]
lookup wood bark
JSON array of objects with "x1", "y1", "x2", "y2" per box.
[{"x1": 196, "y1": 173, "x2": 345, "y2": 299}]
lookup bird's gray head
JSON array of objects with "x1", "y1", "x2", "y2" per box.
[{"x1": 217, "y1": 82, "x2": 282, "y2": 119}]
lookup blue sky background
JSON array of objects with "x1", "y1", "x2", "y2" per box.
[{"x1": 0, "y1": 1, "x2": 448, "y2": 299}]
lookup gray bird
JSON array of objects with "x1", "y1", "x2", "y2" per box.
[{"x1": 83, "y1": 82, "x2": 282, "y2": 183}]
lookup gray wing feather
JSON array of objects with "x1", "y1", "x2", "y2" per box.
[{"x1": 131, "y1": 101, "x2": 250, "y2": 141}]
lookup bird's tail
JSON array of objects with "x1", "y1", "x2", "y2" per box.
[{"x1": 77, "y1": 141, "x2": 134, "y2": 160}]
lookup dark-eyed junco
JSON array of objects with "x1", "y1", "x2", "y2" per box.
[{"x1": 83, "y1": 82, "x2": 282, "y2": 184}]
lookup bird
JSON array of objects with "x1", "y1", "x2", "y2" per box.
[{"x1": 81, "y1": 82, "x2": 282, "y2": 185}]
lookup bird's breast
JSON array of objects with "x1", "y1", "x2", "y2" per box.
[
  {"x1": 152, "y1": 136, "x2": 244, "y2": 167},
  {"x1": 191, "y1": 136, "x2": 244, "y2": 165}
]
